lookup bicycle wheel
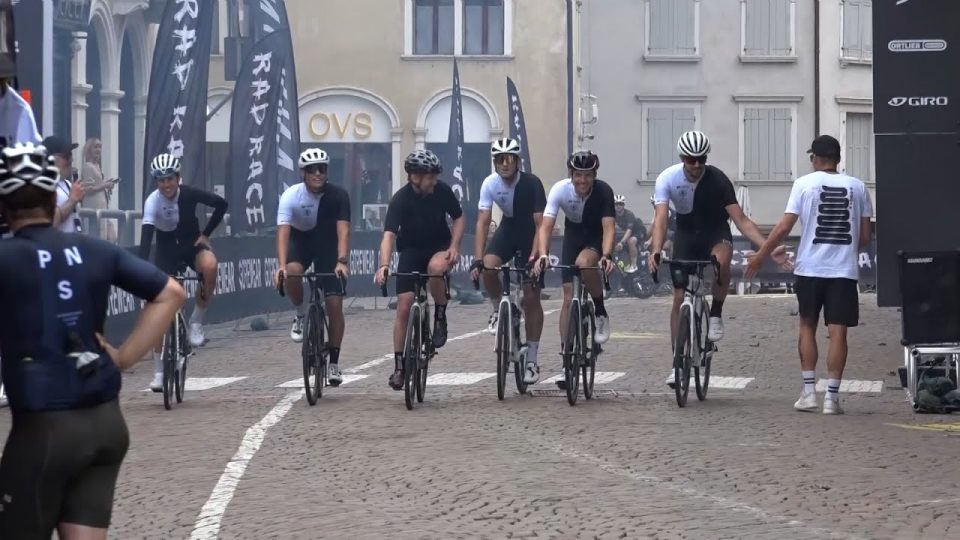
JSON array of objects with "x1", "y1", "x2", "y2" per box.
[
  {"x1": 495, "y1": 302, "x2": 511, "y2": 400},
  {"x1": 302, "y1": 303, "x2": 323, "y2": 406},
  {"x1": 175, "y1": 312, "x2": 189, "y2": 403},
  {"x1": 674, "y1": 305, "x2": 692, "y2": 407},
  {"x1": 416, "y1": 312, "x2": 430, "y2": 403},
  {"x1": 694, "y1": 301, "x2": 711, "y2": 401},
  {"x1": 563, "y1": 303, "x2": 581, "y2": 406},
  {"x1": 582, "y1": 306, "x2": 597, "y2": 400},
  {"x1": 162, "y1": 319, "x2": 177, "y2": 410},
  {"x1": 513, "y1": 305, "x2": 528, "y2": 395},
  {"x1": 404, "y1": 306, "x2": 420, "y2": 410}
]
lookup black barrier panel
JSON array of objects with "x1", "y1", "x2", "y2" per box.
[
  {"x1": 102, "y1": 232, "x2": 879, "y2": 342},
  {"x1": 873, "y1": 0, "x2": 960, "y2": 135}
]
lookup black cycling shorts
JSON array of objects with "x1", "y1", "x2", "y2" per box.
[
  {"x1": 156, "y1": 242, "x2": 210, "y2": 275},
  {"x1": 795, "y1": 276, "x2": 859, "y2": 327},
  {"x1": 485, "y1": 221, "x2": 535, "y2": 265},
  {"x1": 560, "y1": 225, "x2": 603, "y2": 284},
  {"x1": 395, "y1": 246, "x2": 446, "y2": 295},
  {"x1": 672, "y1": 226, "x2": 733, "y2": 262},
  {"x1": 287, "y1": 229, "x2": 346, "y2": 297},
  {"x1": 0, "y1": 399, "x2": 129, "y2": 537}
]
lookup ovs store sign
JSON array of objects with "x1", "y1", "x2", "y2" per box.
[{"x1": 300, "y1": 94, "x2": 392, "y2": 143}]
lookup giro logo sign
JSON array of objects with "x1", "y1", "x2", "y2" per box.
[
  {"x1": 888, "y1": 96, "x2": 949, "y2": 107},
  {"x1": 888, "y1": 39, "x2": 947, "y2": 52}
]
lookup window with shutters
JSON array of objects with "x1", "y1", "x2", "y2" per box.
[
  {"x1": 645, "y1": 107, "x2": 698, "y2": 180},
  {"x1": 405, "y1": 0, "x2": 513, "y2": 57},
  {"x1": 645, "y1": 0, "x2": 700, "y2": 60},
  {"x1": 742, "y1": 106, "x2": 794, "y2": 182},
  {"x1": 843, "y1": 113, "x2": 873, "y2": 181},
  {"x1": 741, "y1": 0, "x2": 796, "y2": 61},
  {"x1": 414, "y1": 0, "x2": 455, "y2": 55},
  {"x1": 841, "y1": 0, "x2": 872, "y2": 63}
]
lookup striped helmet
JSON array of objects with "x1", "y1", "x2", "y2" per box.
[
  {"x1": 150, "y1": 153, "x2": 181, "y2": 179},
  {"x1": 0, "y1": 142, "x2": 59, "y2": 196},
  {"x1": 298, "y1": 148, "x2": 329, "y2": 168},
  {"x1": 677, "y1": 130, "x2": 711, "y2": 158},
  {"x1": 491, "y1": 137, "x2": 521, "y2": 157}
]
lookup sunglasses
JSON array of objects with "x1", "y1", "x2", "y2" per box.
[
  {"x1": 304, "y1": 164, "x2": 327, "y2": 175},
  {"x1": 681, "y1": 155, "x2": 706, "y2": 165},
  {"x1": 493, "y1": 154, "x2": 517, "y2": 165}
]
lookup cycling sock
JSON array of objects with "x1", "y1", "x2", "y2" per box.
[
  {"x1": 295, "y1": 302, "x2": 306, "y2": 318},
  {"x1": 527, "y1": 341, "x2": 539, "y2": 365},
  {"x1": 593, "y1": 297, "x2": 607, "y2": 317},
  {"x1": 435, "y1": 303, "x2": 447, "y2": 320},
  {"x1": 190, "y1": 304, "x2": 207, "y2": 324},
  {"x1": 394, "y1": 352, "x2": 403, "y2": 370},
  {"x1": 826, "y1": 378, "x2": 841, "y2": 400},
  {"x1": 802, "y1": 370, "x2": 816, "y2": 394},
  {"x1": 709, "y1": 298, "x2": 724, "y2": 318},
  {"x1": 153, "y1": 351, "x2": 162, "y2": 373},
  {"x1": 329, "y1": 347, "x2": 340, "y2": 366}
]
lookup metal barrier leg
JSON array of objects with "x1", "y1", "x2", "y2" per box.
[{"x1": 906, "y1": 346, "x2": 917, "y2": 406}]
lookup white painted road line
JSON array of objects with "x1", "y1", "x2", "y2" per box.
[
  {"x1": 426, "y1": 372, "x2": 496, "y2": 385},
  {"x1": 276, "y1": 374, "x2": 369, "y2": 388},
  {"x1": 190, "y1": 390, "x2": 303, "y2": 539},
  {"x1": 539, "y1": 372, "x2": 626, "y2": 385},
  {"x1": 815, "y1": 379, "x2": 883, "y2": 393},
  {"x1": 709, "y1": 376, "x2": 755, "y2": 390},
  {"x1": 141, "y1": 377, "x2": 247, "y2": 392}
]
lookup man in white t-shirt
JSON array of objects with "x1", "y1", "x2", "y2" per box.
[
  {"x1": 746, "y1": 135, "x2": 873, "y2": 415},
  {"x1": 42, "y1": 136, "x2": 86, "y2": 233}
]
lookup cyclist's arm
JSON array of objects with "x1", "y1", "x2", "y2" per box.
[
  {"x1": 530, "y1": 211, "x2": 544, "y2": 256},
  {"x1": 726, "y1": 204, "x2": 767, "y2": 249},
  {"x1": 138, "y1": 224, "x2": 155, "y2": 260},
  {"x1": 754, "y1": 213, "x2": 798, "y2": 262},
  {"x1": 619, "y1": 226, "x2": 633, "y2": 245},
  {"x1": 276, "y1": 224, "x2": 291, "y2": 268},
  {"x1": 475, "y1": 209, "x2": 493, "y2": 260},
  {"x1": 602, "y1": 217, "x2": 616, "y2": 258},
  {"x1": 379, "y1": 231, "x2": 396, "y2": 269},
  {"x1": 536, "y1": 215, "x2": 556, "y2": 258},
  {"x1": 649, "y1": 204, "x2": 669, "y2": 254},
  {"x1": 336, "y1": 189, "x2": 351, "y2": 261},
  {"x1": 443, "y1": 183, "x2": 465, "y2": 255},
  {"x1": 195, "y1": 188, "x2": 229, "y2": 237}
]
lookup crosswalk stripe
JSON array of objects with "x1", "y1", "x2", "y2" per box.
[
  {"x1": 276, "y1": 374, "x2": 369, "y2": 388},
  {"x1": 539, "y1": 372, "x2": 626, "y2": 385},
  {"x1": 142, "y1": 377, "x2": 247, "y2": 392},
  {"x1": 708, "y1": 376, "x2": 755, "y2": 389},
  {"x1": 425, "y1": 372, "x2": 496, "y2": 385},
  {"x1": 815, "y1": 379, "x2": 883, "y2": 393}
]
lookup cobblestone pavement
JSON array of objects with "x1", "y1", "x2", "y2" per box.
[{"x1": 2, "y1": 292, "x2": 959, "y2": 539}]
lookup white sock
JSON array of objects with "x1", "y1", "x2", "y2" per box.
[
  {"x1": 802, "y1": 370, "x2": 816, "y2": 394},
  {"x1": 153, "y1": 351, "x2": 162, "y2": 374},
  {"x1": 826, "y1": 378, "x2": 841, "y2": 401},
  {"x1": 527, "y1": 342, "x2": 539, "y2": 365},
  {"x1": 190, "y1": 304, "x2": 206, "y2": 324},
  {"x1": 295, "y1": 302, "x2": 306, "y2": 317}
]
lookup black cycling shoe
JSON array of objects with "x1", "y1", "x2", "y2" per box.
[
  {"x1": 388, "y1": 369, "x2": 404, "y2": 390},
  {"x1": 432, "y1": 316, "x2": 448, "y2": 348}
]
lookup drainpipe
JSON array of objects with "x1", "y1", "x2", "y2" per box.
[
  {"x1": 566, "y1": 0, "x2": 574, "y2": 156},
  {"x1": 814, "y1": 0, "x2": 821, "y2": 136}
]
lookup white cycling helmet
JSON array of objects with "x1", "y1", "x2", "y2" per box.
[
  {"x1": 298, "y1": 148, "x2": 329, "y2": 168},
  {"x1": 677, "y1": 130, "x2": 711, "y2": 158},
  {"x1": 0, "y1": 142, "x2": 59, "y2": 196},
  {"x1": 150, "y1": 153, "x2": 181, "y2": 179},
  {"x1": 614, "y1": 194, "x2": 626, "y2": 204},
  {"x1": 491, "y1": 137, "x2": 521, "y2": 157}
]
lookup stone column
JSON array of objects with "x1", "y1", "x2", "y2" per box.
[
  {"x1": 133, "y1": 95, "x2": 148, "y2": 212},
  {"x1": 70, "y1": 31, "x2": 91, "y2": 162},
  {"x1": 99, "y1": 88, "x2": 125, "y2": 209}
]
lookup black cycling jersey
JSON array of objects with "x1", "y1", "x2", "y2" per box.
[
  {"x1": 477, "y1": 171, "x2": 546, "y2": 229},
  {"x1": 384, "y1": 180, "x2": 463, "y2": 252},
  {"x1": 544, "y1": 178, "x2": 617, "y2": 238},
  {"x1": 139, "y1": 185, "x2": 228, "y2": 260},
  {"x1": 654, "y1": 164, "x2": 737, "y2": 234}
]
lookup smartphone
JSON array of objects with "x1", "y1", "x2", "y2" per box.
[{"x1": 71, "y1": 168, "x2": 79, "y2": 182}]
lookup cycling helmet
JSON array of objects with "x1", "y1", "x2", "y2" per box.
[
  {"x1": 0, "y1": 143, "x2": 59, "y2": 196},
  {"x1": 491, "y1": 137, "x2": 521, "y2": 157},
  {"x1": 677, "y1": 130, "x2": 711, "y2": 157},
  {"x1": 150, "y1": 153, "x2": 180, "y2": 179},
  {"x1": 298, "y1": 148, "x2": 329, "y2": 168},
  {"x1": 614, "y1": 194, "x2": 626, "y2": 204},
  {"x1": 404, "y1": 149, "x2": 443, "y2": 174},
  {"x1": 567, "y1": 150, "x2": 599, "y2": 171}
]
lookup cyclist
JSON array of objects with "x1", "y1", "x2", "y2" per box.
[
  {"x1": 0, "y1": 142, "x2": 184, "y2": 539},
  {"x1": 613, "y1": 194, "x2": 643, "y2": 272},
  {"x1": 531, "y1": 151, "x2": 616, "y2": 388},
  {"x1": 140, "y1": 153, "x2": 227, "y2": 392},
  {"x1": 470, "y1": 137, "x2": 546, "y2": 384},
  {"x1": 374, "y1": 149, "x2": 465, "y2": 390},
  {"x1": 647, "y1": 131, "x2": 787, "y2": 387},
  {"x1": 274, "y1": 148, "x2": 351, "y2": 386}
]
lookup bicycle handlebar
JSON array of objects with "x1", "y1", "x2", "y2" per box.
[
  {"x1": 276, "y1": 270, "x2": 346, "y2": 297},
  {"x1": 470, "y1": 261, "x2": 543, "y2": 291},
  {"x1": 548, "y1": 263, "x2": 611, "y2": 292},
  {"x1": 378, "y1": 270, "x2": 450, "y2": 298},
  {"x1": 650, "y1": 253, "x2": 720, "y2": 285}
]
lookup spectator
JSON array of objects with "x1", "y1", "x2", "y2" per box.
[
  {"x1": 81, "y1": 138, "x2": 119, "y2": 242},
  {"x1": 42, "y1": 135, "x2": 85, "y2": 233}
]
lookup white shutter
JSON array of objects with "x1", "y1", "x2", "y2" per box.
[
  {"x1": 845, "y1": 113, "x2": 873, "y2": 181},
  {"x1": 649, "y1": 0, "x2": 696, "y2": 55},
  {"x1": 744, "y1": 107, "x2": 792, "y2": 181},
  {"x1": 647, "y1": 107, "x2": 696, "y2": 179},
  {"x1": 745, "y1": 0, "x2": 791, "y2": 56}
]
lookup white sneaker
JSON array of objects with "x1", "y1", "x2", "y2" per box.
[
  {"x1": 523, "y1": 361, "x2": 540, "y2": 384},
  {"x1": 595, "y1": 315, "x2": 610, "y2": 344},
  {"x1": 189, "y1": 323, "x2": 205, "y2": 347},
  {"x1": 328, "y1": 364, "x2": 343, "y2": 386},
  {"x1": 822, "y1": 396, "x2": 844, "y2": 415},
  {"x1": 150, "y1": 372, "x2": 163, "y2": 392},
  {"x1": 707, "y1": 316, "x2": 724, "y2": 342},
  {"x1": 486, "y1": 310, "x2": 499, "y2": 335},
  {"x1": 793, "y1": 391, "x2": 818, "y2": 412},
  {"x1": 666, "y1": 370, "x2": 677, "y2": 388},
  {"x1": 290, "y1": 316, "x2": 304, "y2": 343}
]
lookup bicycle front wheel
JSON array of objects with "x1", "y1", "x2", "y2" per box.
[
  {"x1": 563, "y1": 304, "x2": 581, "y2": 406},
  {"x1": 175, "y1": 312, "x2": 189, "y2": 403},
  {"x1": 162, "y1": 319, "x2": 177, "y2": 410},
  {"x1": 404, "y1": 306, "x2": 421, "y2": 410},
  {"x1": 302, "y1": 303, "x2": 323, "y2": 406},
  {"x1": 582, "y1": 306, "x2": 597, "y2": 400},
  {"x1": 674, "y1": 305, "x2": 692, "y2": 407},
  {"x1": 694, "y1": 301, "x2": 711, "y2": 401},
  {"x1": 495, "y1": 302, "x2": 511, "y2": 400}
]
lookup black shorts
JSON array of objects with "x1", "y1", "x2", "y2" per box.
[
  {"x1": 288, "y1": 230, "x2": 346, "y2": 297},
  {"x1": 795, "y1": 276, "x2": 859, "y2": 327},
  {"x1": 560, "y1": 225, "x2": 603, "y2": 284},
  {"x1": 156, "y1": 242, "x2": 210, "y2": 275},
  {"x1": 0, "y1": 399, "x2": 129, "y2": 537},
  {"x1": 485, "y1": 221, "x2": 535, "y2": 265},
  {"x1": 396, "y1": 246, "x2": 446, "y2": 295},
  {"x1": 672, "y1": 226, "x2": 733, "y2": 262}
]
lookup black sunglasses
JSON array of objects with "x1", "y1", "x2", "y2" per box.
[
  {"x1": 304, "y1": 164, "x2": 327, "y2": 174},
  {"x1": 681, "y1": 155, "x2": 706, "y2": 165}
]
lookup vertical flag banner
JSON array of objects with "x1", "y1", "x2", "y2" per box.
[
  {"x1": 447, "y1": 59, "x2": 470, "y2": 224},
  {"x1": 143, "y1": 0, "x2": 215, "y2": 200},
  {"x1": 227, "y1": 30, "x2": 288, "y2": 234},
  {"x1": 506, "y1": 77, "x2": 532, "y2": 172}
]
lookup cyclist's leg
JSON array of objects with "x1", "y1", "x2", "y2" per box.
[
  {"x1": 665, "y1": 231, "x2": 702, "y2": 386},
  {"x1": 428, "y1": 249, "x2": 455, "y2": 348},
  {"x1": 284, "y1": 232, "x2": 317, "y2": 342},
  {"x1": 390, "y1": 249, "x2": 427, "y2": 388},
  {"x1": 516, "y1": 234, "x2": 543, "y2": 381},
  {"x1": 576, "y1": 245, "x2": 610, "y2": 343},
  {"x1": 627, "y1": 236, "x2": 639, "y2": 269},
  {"x1": 707, "y1": 233, "x2": 733, "y2": 341},
  {"x1": 482, "y1": 224, "x2": 513, "y2": 307},
  {"x1": 189, "y1": 246, "x2": 217, "y2": 345},
  {"x1": 558, "y1": 228, "x2": 582, "y2": 343},
  {"x1": 149, "y1": 251, "x2": 178, "y2": 390},
  {"x1": 822, "y1": 278, "x2": 858, "y2": 413},
  {"x1": 317, "y1": 249, "x2": 346, "y2": 383}
]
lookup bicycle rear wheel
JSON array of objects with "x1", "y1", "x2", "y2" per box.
[
  {"x1": 162, "y1": 319, "x2": 177, "y2": 410},
  {"x1": 694, "y1": 301, "x2": 711, "y2": 401},
  {"x1": 416, "y1": 313, "x2": 430, "y2": 403},
  {"x1": 563, "y1": 304, "x2": 581, "y2": 406},
  {"x1": 175, "y1": 312, "x2": 189, "y2": 403},
  {"x1": 495, "y1": 302, "x2": 511, "y2": 400},
  {"x1": 674, "y1": 305, "x2": 692, "y2": 407},
  {"x1": 404, "y1": 306, "x2": 421, "y2": 410},
  {"x1": 513, "y1": 304, "x2": 528, "y2": 395},
  {"x1": 302, "y1": 303, "x2": 323, "y2": 406},
  {"x1": 582, "y1": 306, "x2": 597, "y2": 400}
]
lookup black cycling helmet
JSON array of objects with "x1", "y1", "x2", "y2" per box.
[
  {"x1": 404, "y1": 149, "x2": 443, "y2": 175},
  {"x1": 567, "y1": 150, "x2": 599, "y2": 172}
]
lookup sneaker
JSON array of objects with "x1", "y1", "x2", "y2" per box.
[
  {"x1": 486, "y1": 310, "x2": 499, "y2": 335},
  {"x1": 793, "y1": 391, "x2": 818, "y2": 412},
  {"x1": 822, "y1": 396, "x2": 844, "y2": 415},
  {"x1": 328, "y1": 364, "x2": 343, "y2": 387},
  {"x1": 707, "y1": 316, "x2": 724, "y2": 342},
  {"x1": 626, "y1": 264, "x2": 638, "y2": 273},
  {"x1": 595, "y1": 315, "x2": 610, "y2": 344},
  {"x1": 388, "y1": 368, "x2": 404, "y2": 390},
  {"x1": 150, "y1": 372, "x2": 163, "y2": 392},
  {"x1": 433, "y1": 316, "x2": 448, "y2": 348},
  {"x1": 189, "y1": 323, "x2": 205, "y2": 347},
  {"x1": 523, "y1": 361, "x2": 540, "y2": 384},
  {"x1": 290, "y1": 316, "x2": 304, "y2": 343}
]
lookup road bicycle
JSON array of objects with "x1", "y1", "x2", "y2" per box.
[{"x1": 162, "y1": 272, "x2": 203, "y2": 410}]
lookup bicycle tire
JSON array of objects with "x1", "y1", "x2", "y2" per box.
[
  {"x1": 582, "y1": 305, "x2": 597, "y2": 400},
  {"x1": 175, "y1": 312, "x2": 189, "y2": 403},
  {"x1": 302, "y1": 303, "x2": 322, "y2": 406},
  {"x1": 495, "y1": 302, "x2": 510, "y2": 400},
  {"x1": 404, "y1": 305, "x2": 420, "y2": 410},
  {"x1": 674, "y1": 305, "x2": 692, "y2": 407},
  {"x1": 162, "y1": 318, "x2": 177, "y2": 410},
  {"x1": 694, "y1": 301, "x2": 711, "y2": 401},
  {"x1": 563, "y1": 303, "x2": 581, "y2": 406},
  {"x1": 416, "y1": 312, "x2": 429, "y2": 403},
  {"x1": 513, "y1": 304, "x2": 528, "y2": 395},
  {"x1": 315, "y1": 304, "x2": 327, "y2": 399}
]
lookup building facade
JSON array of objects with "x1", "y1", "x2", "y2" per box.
[{"x1": 576, "y1": 0, "x2": 875, "y2": 229}]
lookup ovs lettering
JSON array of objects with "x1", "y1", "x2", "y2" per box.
[{"x1": 309, "y1": 112, "x2": 373, "y2": 141}]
